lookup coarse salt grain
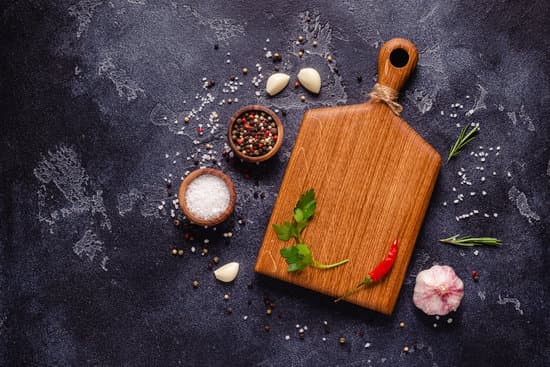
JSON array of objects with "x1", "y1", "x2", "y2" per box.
[{"x1": 185, "y1": 174, "x2": 231, "y2": 220}]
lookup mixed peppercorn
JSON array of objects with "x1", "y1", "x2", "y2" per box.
[{"x1": 231, "y1": 110, "x2": 278, "y2": 157}]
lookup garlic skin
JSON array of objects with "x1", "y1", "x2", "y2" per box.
[
  {"x1": 297, "y1": 68, "x2": 321, "y2": 94},
  {"x1": 265, "y1": 73, "x2": 290, "y2": 96},
  {"x1": 214, "y1": 262, "x2": 240, "y2": 282},
  {"x1": 413, "y1": 265, "x2": 464, "y2": 316}
]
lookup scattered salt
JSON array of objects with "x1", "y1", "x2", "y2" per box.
[{"x1": 185, "y1": 174, "x2": 231, "y2": 220}]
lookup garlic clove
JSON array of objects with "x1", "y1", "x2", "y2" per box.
[
  {"x1": 265, "y1": 73, "x2": 290, "y2": 96},
  {"x1": 214, "y1": 262, "x2": 240, "y2": 282},
  {"x1": 413, "y1": 265, "x2": 464, "y2": 316},
  {"x1": 297, "y1": 68, "x2": 321, "y2": 94}
]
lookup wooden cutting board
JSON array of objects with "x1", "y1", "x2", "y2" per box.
[{"x1": 254, "y1": 38, "x2": 441, "y2": 314}]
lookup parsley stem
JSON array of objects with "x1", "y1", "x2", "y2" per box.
[{"x1": 312, "y1": 258, "x2": 350, "y2": 269}]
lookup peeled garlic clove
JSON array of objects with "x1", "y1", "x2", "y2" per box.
[
  {"x1": 266, "y1": 73, "x2": 290, "y2": 96},
  {"x1": 413, "y1": 265, "x2": 464, "y2": 316},
  {"x1": 297, "y1": 68, "x2": 321, "y2": 94},
  {"x1": 214, "y1": 262, "x2": 240, "y2": 282}
]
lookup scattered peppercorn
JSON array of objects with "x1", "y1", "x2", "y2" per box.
[
  {"x1": 213, "y1": 256, "x2": 220, "y2": 264},
  {"x1": 264, "y1": 325, "x2": 270, "y2": 332},
  {"x1": 294, "y1": 81, "x2": 300, "y2": 88},
  {"x1": 399, "y1": 322, "x2": 405, "y2": 328},
  {"x1": 214, "y1": 44, "x2": 219, "y2": 50},
  {"x1": 226, "y1": 307, "x2": 233, "y2": 314},
  {"x1": 298, "y1": 50, "x2": 304, "y2": 57},
  {"x1": 192, "y1": 280, "x2": 199, "y2": 288},
  {"x1": 242, "y1": 67, "x2": 248, "y2": 74},
  {"x1": 306, "y1": 16, "x2": 311, "y2": 22},
  {"x1": 357, "y1": 75, "x2": 363, "y2": 83},
  {"x1": 312, "y1": 40, "x2": 318, "y2": 47},
  {"x1": 171, "y1": 248, "x2": 178, "y2": 256},
  {"x1": 403, "y1": 346, "x2": 410, "y2": 353},
  {"x1": 300, "y1": 95, "x2": 306, "y2": 102},
  {"x1": 177, "y1": 249, "x2": 184, "y2": 256},
  {"x1": 274, "y1": 66, "x2": 280, "y2": 72},
  {"x1": 339, "y1": 337, "x2": 346, "y2": 344},
  {"x1": 207, "y1": 263, "x2": 213, "y2": 270},
  {"x1": 173, "y1": 219, "x2": 181, "y2": 227},
  {"x1": 202, "y1": 248, "x2": 209, "y2": 255},
  {"x1": 272, "y1": 52, "x2": 282, "y2": 62},
  {"x1": 184, "y1": 116, "x2": 190, "y2": 123},
  {"x1": 223, "y1": 294, "x2": 230, "y2": 300},
  {"x1": 297, "y1": 35, "x2": 304, "y2": 42},
  {"x1": 227, "y1": 98, "x2": 233, "y2": 104},
  {"x1": 472, "y1": 270, "x2": 479, "y2": 282},
  {"x1": 205, "y1": 80, "x2": 215, "y2": 88}
]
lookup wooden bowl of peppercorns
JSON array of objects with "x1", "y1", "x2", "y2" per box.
[{"x1": 227, "y1": 105, "x2": 284, "y2": 162}]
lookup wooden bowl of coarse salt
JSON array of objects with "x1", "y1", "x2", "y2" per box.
[{"x1": 178, "y1": 168, "x2": 236, "y2": 227}]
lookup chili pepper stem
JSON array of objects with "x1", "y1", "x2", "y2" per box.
[
  {"x1": 334, "y1": 282, "x2": 368, "y2": 303},
  {"x1": 312, "y1": 258, "x2": 350, "y2": 270}
]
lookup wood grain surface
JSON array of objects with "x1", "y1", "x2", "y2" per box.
[{"x1": 254, "y1": 38, "x2": 441, "y2": 314}]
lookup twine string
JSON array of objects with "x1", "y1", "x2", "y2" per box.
[{"x1": 368, "y1": 83, "x2": 403, "y2": 116}]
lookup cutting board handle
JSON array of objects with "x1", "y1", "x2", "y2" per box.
[{"x1": 377, "y1": 38, "x2": 418, "y2": 93}]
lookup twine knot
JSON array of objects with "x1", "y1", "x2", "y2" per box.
[{"x1": 368, "y1": 83, "x2": 403, "y2": 116}]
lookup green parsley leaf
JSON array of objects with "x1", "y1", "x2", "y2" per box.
[
  {"x1": 280, "y1": 244, "x2": 313, "y2": 272},
  {"x1": 274, "y1": 188, "x2": 349, "y2": 273},
  {"x1": 272, "y1": 221, "x2": 298, "y2": 242},
  {"x1": 293, "y1": 208, "x2": 305, "y2": 223},
  {"x1": 295, "y1": 189, "x2": 316, "y2": 223}
]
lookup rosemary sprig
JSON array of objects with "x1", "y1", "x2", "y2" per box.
[
  {"x1": 439, "y1": 234, "x2": 502, "y2": 247},
  {"x1": 447, "y1": 124, "x2": 479, "y2": 162}
]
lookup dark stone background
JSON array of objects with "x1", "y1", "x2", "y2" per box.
[{"x1": 1, "y1": 0, "x2": 549, "y2": 366}]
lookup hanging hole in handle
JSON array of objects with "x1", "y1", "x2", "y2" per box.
[{"x1": 389, "y1": 48, "x2": 409, "y2": 68}]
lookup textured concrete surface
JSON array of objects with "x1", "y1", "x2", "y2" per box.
[{"x1": 1, "y1": 0, "x2": 549, "y2": 366}]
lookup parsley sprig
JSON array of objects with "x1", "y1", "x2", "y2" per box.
[{"x1": 273, "y1": 189, "x2": 349, "y2": 272}]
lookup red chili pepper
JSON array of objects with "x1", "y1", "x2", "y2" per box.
[{"x1": 335, "y1": 239, "x2": 398, "y2": 303}]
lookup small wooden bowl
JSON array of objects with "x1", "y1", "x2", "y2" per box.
[
  {"x1": 227, "y1": 105, "x2": 284, "y2": 163},
  {"x1": 178, "y1": 168, "x2": 236, "y2": 227}
]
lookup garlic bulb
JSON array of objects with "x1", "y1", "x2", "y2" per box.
[
  {"x1": 265, "y1": 73, "x2": 290, "y2": 96},
  {"x1": 413, "y1": 265, "x2": 464, "y2": 316},
  {"x1": 297, "y1": 68, "x2": 321, "y2": 94},
  {"x1": 214, "y1": 262, "x2": 240, "y2": 282}
]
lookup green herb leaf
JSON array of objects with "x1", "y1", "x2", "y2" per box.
[
  {"x1": 295, "y1": 189, "x2": 316, "y2": 222},
  {"x1": 275, "y1": 188, "x2": 349, "y2": 272},
  {"x1": 439, "y1": 234, "x2": 502, "y2": 247},
  {"x1": 280, "y1": 244, "x2": 313, "y2": 272},
  {"x1": 447, "y1": 124, "x2": 480, "y2": 162},
  {"x1": 293, "y1": 208, "x2": 305, "y2": 223},
  {"x1": 272, "y1": 222, "x2": 298, "y2": 242}
]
